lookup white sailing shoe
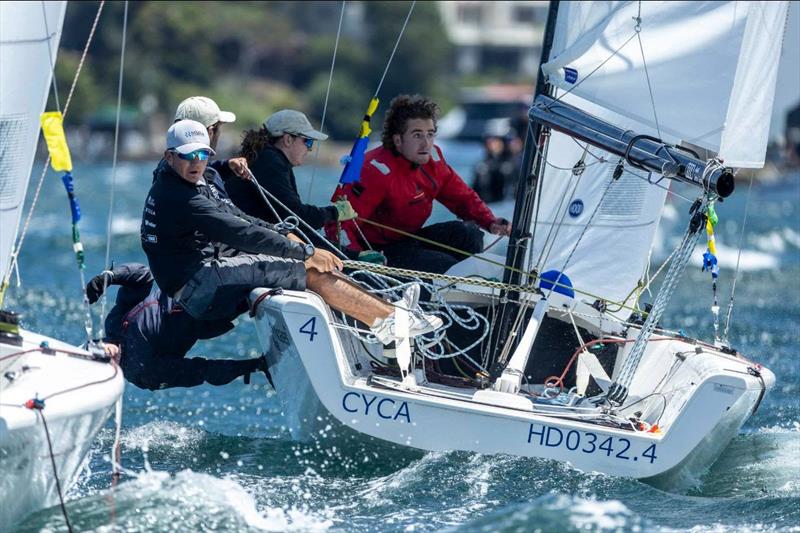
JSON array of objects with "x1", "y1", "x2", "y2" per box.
[
  {"x1": 370, "y1": 284, "x2": 443, "y2": 345},
  {"x1": 398, "y1": 283, "x2": 421, "y2": 313}
]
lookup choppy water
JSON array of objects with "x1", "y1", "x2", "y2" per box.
[{"x1": 5, "y1": 143, "x2": 800, "y2": 532}]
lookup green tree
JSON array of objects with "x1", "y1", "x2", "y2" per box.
[{"x1": 362, "y1": 2, "x2": 453, "y2": 106}]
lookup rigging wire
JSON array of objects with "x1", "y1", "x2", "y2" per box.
[
  {"x1": 373, "y1": 1, "x2": 416, "y2": 99},
  {"x1": 544, "y1": 165, "x2": 619, "y2": 302},
  {"x1": 305, "y1": 0, "x2": 346, "y2": 202},
  {"x1": 346, "y1": 0, "x2": 417, "y2": 251},
  {"x1": 40, "y1": 1, "x2": 61, "y2": 113},
  {"x1": 723, "y1": 174, "x2": 754, "y2": 341},
  {"x1": 543, "y1": 30, "x2": 638, "y2": 110},
  {"x1": 99, "y1": 0, "x2": 129, "y2": 338},
  {"x1": 252, "y1": 166, "x2": 645, "y2": 316},
  {"x1": 565, "y1": 137, "x2": 696, "y2": 203},
  {"x1": 635, "y1": 1, "x2": 663, "y2": 141},
  {"x1": 4, "y1": 1, "x2": 106, "y2": 291}
]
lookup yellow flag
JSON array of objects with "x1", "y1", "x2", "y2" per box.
[{"x1": 40, "y1": 111, "x2": 73, "y2": 172}]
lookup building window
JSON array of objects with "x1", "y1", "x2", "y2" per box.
[{"x1": 457, "y1": 4, "x2": 482, "y2": 26}]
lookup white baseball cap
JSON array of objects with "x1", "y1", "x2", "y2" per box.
[
  {"x1": 265, "y1": 109, "x2": 328, "y2": 140},
  {"x1": 174, "y1": 96, "x2": 236, "y2": 128},
  {"x1": 166, "y1": 119, "x2": 216, "y2": 155}
]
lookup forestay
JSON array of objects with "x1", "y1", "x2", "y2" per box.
[
  {"x1": 0, "y1": 1, "x2": 67, "y2": 283},
  {"x1": 525, "y1": 1, "x2": 788, "y2": 313}
]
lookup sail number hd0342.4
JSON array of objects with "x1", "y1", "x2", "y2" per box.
[{"x1": 527, "y1": 423, "x2": 658, "y2": 463}]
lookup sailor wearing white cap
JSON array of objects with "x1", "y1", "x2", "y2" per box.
[{"x1": 174, "y1": 96, "x2": 236, "y2": 152}]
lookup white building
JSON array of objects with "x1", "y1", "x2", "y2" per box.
[{"x1": 437, "y1": 1, "x2": 548, "y2": 77}]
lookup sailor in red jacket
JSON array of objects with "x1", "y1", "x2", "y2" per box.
[{"x1": 341, "y1": 95, "x2": 511, "y2": 274}]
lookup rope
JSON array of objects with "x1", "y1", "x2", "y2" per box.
[
  {"x1": 247, "y1": 171, "x2": 348, "y2": 258},
  {"x1": 250, "y1": 178, "x2": 648, "y2": 316},
  {"x1": 3, "y1": 1, "x2": 105, "y2": 291},
  {"x1": 35, "y1": 407, "x2": 74, "y2": 533},
  {"x1": 344, "y1": 259, "x2": 539, "y2": 295},
  {"x1": 99, "y1": 1, "x2": 128, "y2": 337},
  {"x1": 723, "y1": 175, "x2": 754, "y2": 341},
  {"x1": 358, "y1": 217, "x2": 513, "y2": 271},
  {"x1": 356, "y1": 217, "x2": 641, "y2": 314},
  {"x1": 305, "y1": 0, "x2": 346, "y2": 202},
  {"x1": 249, "y1": 160, "x2": 643, "y2": 316},
  {"x1": 339, "y1": 270, "x2": 492, "y2": 370}
]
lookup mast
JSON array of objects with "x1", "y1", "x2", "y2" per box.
[{"x1": 491, "y1": 0, "x2": 559, "y2": 369}]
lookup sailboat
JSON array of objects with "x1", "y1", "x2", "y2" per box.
[
  {"x1": 0, "y1": 1, "x2": 125, "y2": 528},
  {"x1": 248, "y1": 0, "x2": 788, "y2": 485}
]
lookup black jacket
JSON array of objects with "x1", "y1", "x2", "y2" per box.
[
  {"x1": 141, "y1": 162, "x2": 308, "y2": 296},
  {"x1": 104, "y1": 263, "x2": 233, "y2": 355},
  {"x1": 225, "y1": 145, "x2": 338, "y2": 229}
]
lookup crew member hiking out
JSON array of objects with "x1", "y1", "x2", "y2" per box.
[
  {"x1": 141, "y1": 120, "x2": 443, "y2": 347},
  {"x1": 88, "y1": 264, "x2": 270, "y2": 391},
  {"x1": 337, "y1": 94, "x2": 512, "y2": 274}
]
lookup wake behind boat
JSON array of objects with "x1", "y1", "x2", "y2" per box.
[{"x1": 248, "y1": 0, "x2": 789, "y2": 486}]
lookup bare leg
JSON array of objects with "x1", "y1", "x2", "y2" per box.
[{"x1": 306, "y1": 270, "x2": 392, "y2": 326}]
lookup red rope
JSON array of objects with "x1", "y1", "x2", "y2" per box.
[{"x1": 544, "y1": 335, "x2": 683, "y2": 394}]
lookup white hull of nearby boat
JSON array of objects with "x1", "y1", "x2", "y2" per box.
[
  {"x1": 249, "y1": 288, "x2": 772, "y2": 485},
  {"x1": 0, "y1": 329, "x2": 125, "y2": 529}
]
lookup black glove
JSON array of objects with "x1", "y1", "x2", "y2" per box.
[{"x1": 86, "y1": 271, "x2": 114, "y2": 304}]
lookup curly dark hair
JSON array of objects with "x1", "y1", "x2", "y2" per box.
[
  {"x1": 381, "y1": 94, "x2": 440, "y2": 150},
  {"x1": 239, "y1": 126, "x2": 281, "y2": 164}
]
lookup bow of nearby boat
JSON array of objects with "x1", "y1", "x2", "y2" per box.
[{"x1": 0, "y1": 328, "x2": 125, "y2": 529}]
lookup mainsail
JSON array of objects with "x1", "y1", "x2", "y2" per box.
[
  {"x1": 0, "y1": 1, "x2": 67, "y2": 286},
  {"x1": 523, "y1": 1, "x2": 789, "y2": 312}
]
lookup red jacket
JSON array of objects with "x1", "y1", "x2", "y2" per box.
[{"x1": 338, "y1": 145, "x2": 497, "y2": 251}]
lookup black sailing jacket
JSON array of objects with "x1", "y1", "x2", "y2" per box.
[
  {"x1": 225, "y1": 145, "x2": 338, "y2": 229},
  {"x1": 141, "y1": 162, "x2": 307, "y2": 296}
]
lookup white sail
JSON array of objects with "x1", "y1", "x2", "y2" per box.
[
  {"x1": 526, "y1": 1, "x2": 789, "y2": 312},
  {"x1": 0, "y1": 0, "x2": 67, "y2": 284},
  {"x1": 541, "y1": 1, "x2": 789, "y2": 167}
]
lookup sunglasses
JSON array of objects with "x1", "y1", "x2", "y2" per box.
[
  {"x1": 292, "y1": 135, "x2": 314, "y2": 150},
  {"x1": 175, "y1": 150, "x2": 211, "y2": 161}
]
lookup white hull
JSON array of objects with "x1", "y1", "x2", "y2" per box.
[
  {"x1": 0, "y1": 328, "x2": 125, "y2": 528},
  {"x1": 250, "y1": 289, "x2": 772, "y2": 484}
]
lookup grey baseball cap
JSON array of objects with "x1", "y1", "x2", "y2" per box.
[
  {"x1": 265, "y1": 109, "x2": 328, "y2": 140},
  {"x1": 174, "y1": 96, "x2": 236, "y2": 128},
  {"x1": 166, "y1": 119, "x2": 216, "y2": 155}
]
